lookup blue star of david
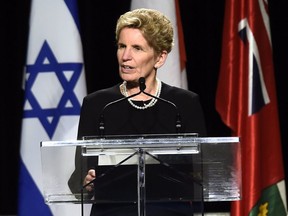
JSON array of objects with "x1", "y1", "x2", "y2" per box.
[{"x1": 23, "y1": 40, "x2": 83, "y2": 138}]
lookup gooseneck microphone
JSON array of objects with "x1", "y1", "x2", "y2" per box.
[
  {"x1": 139, "y1": 77, "x2": 146, "y2": 92},
  {"x1": 99, "y1": 88, "x2": 142, "y2": 137},
  {"x1": 99, "y1": 77, "x2": 182, "y2": 137},
  {"x1": 138, "y1": 77, "x2": 182, "y2": 133}
]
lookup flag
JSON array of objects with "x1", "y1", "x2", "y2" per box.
[
  {"x1": 18, "y1": 0, "x2": 87, "y2": 215},
  {"x1": 216, "y1": 0, "x2": 287, "y2": 215},
  {"x1": 131, "y1": 0, "x2": 188, "y2": 89}
]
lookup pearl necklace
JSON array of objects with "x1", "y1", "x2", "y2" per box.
[{"x1": 121, "y1": 78, "x2": 162, "y2": 110}]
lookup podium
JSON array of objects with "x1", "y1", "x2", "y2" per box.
[{"x1": 40, "y1": 133, "x2": 241, "y2": 215}]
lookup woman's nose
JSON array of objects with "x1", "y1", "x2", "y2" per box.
[{"x1": 122, "y1": 48, "x2": 132, "y2": 60}]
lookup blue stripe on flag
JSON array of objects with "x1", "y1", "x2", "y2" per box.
[
  {"x1": 64, "y1": 0, "x2": 81, "y2": 31},
  {"x1": 18, "y1": 159, "x2": 52, "y2": 216},
  {"x1": 252, "y1": 55, "x2": 265, "y2": 113}
]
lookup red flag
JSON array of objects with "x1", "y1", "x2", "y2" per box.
[{"x1": 216, "y1": 0, "x2": 287, "y2": 215}]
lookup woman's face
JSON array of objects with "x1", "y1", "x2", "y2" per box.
[{"x1": 117, "y1": 27, "x2": 163, "y2": 83}]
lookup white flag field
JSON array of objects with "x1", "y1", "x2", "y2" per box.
[
  {"x1": 18, "y1": 0, "x2": 87, "y2": 215},
  {"x1": 131, "y1": 0, "x2": 188, "y2": 89}
]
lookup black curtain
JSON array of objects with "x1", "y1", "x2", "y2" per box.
[{"x1": 1, "y1": 0, "x2": 288, "y2": 214}]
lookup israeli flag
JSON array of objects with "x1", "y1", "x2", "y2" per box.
[{"x1": 18, "y1": 0, "x2": 87, "y2": 215}]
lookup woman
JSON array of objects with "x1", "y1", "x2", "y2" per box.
[{"x1": 69, "y1": 8, "x2": 206, "y2": 216}]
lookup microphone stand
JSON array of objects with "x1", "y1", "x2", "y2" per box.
[
  {"x1": 94, "y1": 78, "x2": 185, "y2": 216},
  {"x1": 138, "y1": 77, "x2": 182, "y2": 133},
  {"x1": 99, "y1": 91, "x2": 142, "y2": 137},
  {"x1": 141, "y1": 90, "x2": 182, "y2": 133},
  {"x1": 99, "y1": 77, "x2": 182, "y2": 136}
]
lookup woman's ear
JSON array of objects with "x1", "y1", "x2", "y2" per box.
[{"x1": 154, "y1": 50, "x2": 168, "y2": 69}]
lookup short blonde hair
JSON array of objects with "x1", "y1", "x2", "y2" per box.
[{"x1": 115, "y1": 8, "x2": 174, "y2": 54}]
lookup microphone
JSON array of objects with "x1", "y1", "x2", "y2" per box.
[
  {"x1": 99, "y1": 77, "x2": 182, "y2": 136},
  {"x1": 99, "y1": 87, "x2": 141, "y2": 137},
  {"x1": 138, "y1": 77, "x2": 182, "y2": 133},
  {"x1": 139, "y1": 77, "x2": 146, "y2": 91}
]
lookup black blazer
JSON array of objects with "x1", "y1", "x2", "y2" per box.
[{"x1": 68, "y1": 82, "x2": 207, "y2": 210}]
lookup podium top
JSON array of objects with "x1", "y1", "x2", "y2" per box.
[
  {"x1": 41, "y1": 133, "x2": 240, "y2": 156},
  {"x1": 41, "y1": 133, "x2": 240, "y2": 147}
]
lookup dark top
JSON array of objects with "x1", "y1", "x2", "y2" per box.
[{"x1": 68, "y1": 82, "x2": 207, "y2": 216}]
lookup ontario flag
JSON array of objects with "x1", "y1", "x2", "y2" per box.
[
  {"x1": 18, "y1": 0, "x2": 87, "y2": 215},
  {"x1": 131, "y1": 0, "x2": 188, "y2": 89},
  {"x1": 216, "y1": 0, "x2": 287, "y2": 215}
]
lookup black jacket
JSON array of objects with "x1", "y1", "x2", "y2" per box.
[{"x1": 68, "y1": 82, "x2": 206, "y2": 215}]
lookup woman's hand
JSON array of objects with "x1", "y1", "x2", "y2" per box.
[{"x1": 84, "y1": 169, "x2": 96, "y2": 191}]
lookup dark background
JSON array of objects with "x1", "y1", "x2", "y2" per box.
[{"x1": 1, "y1": 0, "x2": 288, "y2": 214}]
